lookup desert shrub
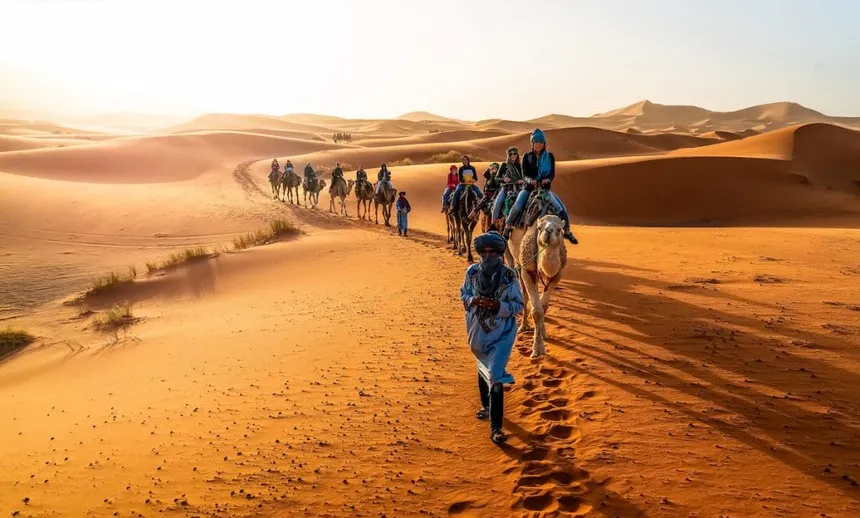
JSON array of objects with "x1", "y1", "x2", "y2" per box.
[{"x1": 0, "y1": 328, "x2": 35, "y2": 357}]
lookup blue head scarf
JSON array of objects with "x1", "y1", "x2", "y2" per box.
[{"x1": 531, "y1": 129, "x2": 552, "y2": 178}]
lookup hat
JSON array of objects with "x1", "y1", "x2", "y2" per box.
[
  {"x1": 398, "y1": 191, "x2": 406, "y2": 196},
  {"x1": 507, "y1": 146, "x2": 519, "y2": 155},
  {"x1": 530, "y1": 128, "x2": 546, "y2": 146},
  {"x1": 473, "y1": 231, "x2": 507, "y2": 254},
  {"x1": 490, "y1": 162, "x2": 500, "y2": 169},
  {"x1": 449, "y1": 164, "x2": 457, "y2": 171}
]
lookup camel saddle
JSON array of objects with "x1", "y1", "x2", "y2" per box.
[{"x1": 519, "y1": 189, "x2": 557, "y2": 228}]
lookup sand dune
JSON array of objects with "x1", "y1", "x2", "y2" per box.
[
  {"x1": 673, "y1": 123, "x2": 860, "y2": 195},
  {"x1": 0, "y1": 134, "x2": 94, "y2": 152},
  {"x1": 3, "y1": 102, "x2": 860, "y2": 517},
  {"x1": 163, "y1": 113, "x2": 336, "y2": 135}
]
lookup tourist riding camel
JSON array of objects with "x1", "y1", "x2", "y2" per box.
[
  {"x1": 440, "y1": 164, "x2": 459, "y2": 213},
  {"x1": 470, "y1": 162, "x2": 501, "y2": 219},
  {"x1": 492, "y1": 147, "x2": 524, "y2": 223},
  {"x1": 375, "y1": 163, "x2": 393, "y2": 195},
  {"x1": 285, "y1": 159, "x2": 294, "y2": 174},
  {"x1": 501, "y1": 129, "x2": 578, "y2": 245},
  {"x1": 356, "y1": 165, "x2": 368, "y2": 186},
  {"x1": 330, "y1": 162, "x2": 344, "y2": 192},
  {"x1": 449, "y1": 155, "x2": 482, "y2": 214},
  {"x1": 304, "y1": 162, "x2": 316, "y2": 186},
  {"x1": 459, "y1": 231, "x2": 523, "y2": 444}
]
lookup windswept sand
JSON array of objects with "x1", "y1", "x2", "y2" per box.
[{"x1": 2, "y1": 110, "x2": 860, "y2": 517}]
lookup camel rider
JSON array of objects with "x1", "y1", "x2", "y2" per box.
[
  {"x1": 375, "y1": 163, "x2": 392, "y2": 195},
  {"x1": 304, "y1": 162, "x2": 316, "y2": 186},
  {"x1": 330, "y1": 162, "x2": 344, "y2": 191},
  {"x1": 271, "y1": 158, "x2": 280, "y2": 172},
  {"x1": 450, "y1": 155, "x2": 483, "y2": 213},
  {"x1": 440, "y1": 165, "x2": 459, "y2": 213},
  {"x1": 502, "y1": 129, "x2": 578, "y2": 245},
  {"x1": 470, "y1": 163, "x2": 501, "y2": 218},
  {"x1": 356, "y1": 165, "x2": 368, "y2": 185},
  {"x1": 285, "y1": 160, "x2": 294, "y2": 174},
  {"x1": 493, "y1": 147, "x2": 524, "y2": 223}
]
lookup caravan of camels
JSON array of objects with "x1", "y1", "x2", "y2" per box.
[{"x1": 265, "y1": 145, "x2": 571, "y2": 360}]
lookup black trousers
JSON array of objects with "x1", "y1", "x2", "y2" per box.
[{"x1": 478, "y1": 374, "x2": 504, "y2": 431}]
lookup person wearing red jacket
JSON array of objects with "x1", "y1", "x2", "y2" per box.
[{"x1": 440, "y1": 164, "x2": 459, "y2": 213}]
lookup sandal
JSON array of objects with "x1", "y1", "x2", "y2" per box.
[
  {"x1": 491, "y1": 428, "x2": 508, "y2": 444},
  {"x1": 475, "y1": 407, "x2": 489, "y2": 420}
]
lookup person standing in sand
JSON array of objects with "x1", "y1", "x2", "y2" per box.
[
  {"x1": 396, "y1": 191, "x2": 411, "y2": 236},
  {"x1": 460, "y1": 231, "x2": 523, "y2": 444}
]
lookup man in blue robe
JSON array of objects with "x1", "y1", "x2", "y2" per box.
[{"x1": 460, "y1": 231, "x2": 524, "y2": 444}]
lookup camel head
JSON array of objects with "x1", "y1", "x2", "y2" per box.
[
  {"x1": 536, "y1": 215, "x2": 565, "y2": 249},
  {"x1": 348, "y1": 179, "x2": 355, "y2": 193},
  {"x1": 317, "y1": 180, "x2": 327, "y2": 193}
]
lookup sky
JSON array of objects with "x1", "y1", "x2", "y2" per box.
[{"x1": 1, "y1": 0, "x2": 859, "y2": 120}]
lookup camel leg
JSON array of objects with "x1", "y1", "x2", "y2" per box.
[
  {"x1": 518, "y1": 273, "x2": 533, "y2": 333},
  {"x1": 522, "y1": 274, "x2": 545, "y2": 358},
  {"x1": 465, "y1": 223, "x2": 475, "y2": 263},
  {"x1": 539, "y1": 276, "x2": 562, "y2": 340}
]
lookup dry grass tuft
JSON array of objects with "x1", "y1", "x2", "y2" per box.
[
  {"x1": 0, "y1": 328, "x2": 35, "y2": 357},
  {"x1": 233, "y1": 219, "x2": 301, "y2": 251},
  {"x1": 92, "y1": 301, "x2": 138, "y2": 337}
]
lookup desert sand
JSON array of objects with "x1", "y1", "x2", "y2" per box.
[{"x1": 1, "y1": 103, "x2": 859, "y2": 517}]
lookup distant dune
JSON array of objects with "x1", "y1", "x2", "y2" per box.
[
  {"x1": 162, "y1": 113, "x2": 336, "y2": 136},
  {"x1": 0, "y1": 131, "x2": 343, "y2": 183},
  {"x1": 395, "y1": 111, "x2": 459, "y2": 123}
]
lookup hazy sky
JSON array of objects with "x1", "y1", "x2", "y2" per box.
[{"x1": 2, "y1": 0, "x2": 859, "y2": 120}]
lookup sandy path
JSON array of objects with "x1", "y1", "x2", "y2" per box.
[{"x1": 2, "y1": 157, "x2": 860, "y2": 517}]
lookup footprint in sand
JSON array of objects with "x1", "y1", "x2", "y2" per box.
[
  {"x1": 520, "y1": 447, "x2": 550, "y2": 462},
  {"x1": 522, "y1": 493, "x2": 558, "y2": 513},
  {"x1": 548, "y1": 398, "x2": 569, "y2": 408},
  {"x1": 539, "y1": 409, "x2": 571, "y2": 422},
  {"x1": 547, "y1": 424, "x2": 576, "y2": 440},
  {"x1": 542, "y1": 378, "x2": 562, "y2": 388}
]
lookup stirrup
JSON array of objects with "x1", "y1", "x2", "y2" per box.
[
  {"x1": 502, "y1": 227, "x2": 513, "y2": 240},
  {"x1": 475, "y1": 407, "x2": 489, "y2": 420}
]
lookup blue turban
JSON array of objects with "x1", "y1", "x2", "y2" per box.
[
  {"x1": 530, "y1": 128, "x2": 546, "y2": 146},
  {"x1": 473, "y1": 231, "x2": 507, "y2": 254}
]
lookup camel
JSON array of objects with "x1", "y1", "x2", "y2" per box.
[
  {"x1": 281, "y1": 170, "x2": 302, "y2": 204},
  {"x1": 453, "y1": 187, "x2": 480, "y2": 262},
  {"x1": 329, "y1": 178, "x2": 355, "y2": 216},
  {"x1": 508, "y1": 214, "x2": 567, "y2": 358},
  {"x1": 302, "y1": 177, "x2": 326, "y2": 209},
  {"x1": 355, "y1": 180, "x2": 375, "y2": 221},
  {"x1": 445, "y1": 209, "x2": 458, "y2": 248},
  {"x1": 269, "y1": 170, "x2": 282, "y2": 199},
  {"x1": 373, "y1": 181, "x2": 396, "y2": 226}
]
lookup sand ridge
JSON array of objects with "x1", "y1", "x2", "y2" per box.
[{"x1": 2, "y1": 103, "x2": 860, "y2": 516}]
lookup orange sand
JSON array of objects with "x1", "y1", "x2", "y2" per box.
[{"x1": 2, "y1": 106, "x2": 860, "y2": 517}]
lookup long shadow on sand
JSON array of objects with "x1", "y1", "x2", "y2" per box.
[{"x1": 545, "y1": 258, "x2": 860, "y2": 500}]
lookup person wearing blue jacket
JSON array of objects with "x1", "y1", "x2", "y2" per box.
[
  {"x1": 395, "y1": 191, "x2": 411, "y2": 236},
  {"x1": 502, "y1": 129, "x2": 578, "y2": 244},
  {"x1": 460, "y1": 231, "x2": 524, "y2": 444}
]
